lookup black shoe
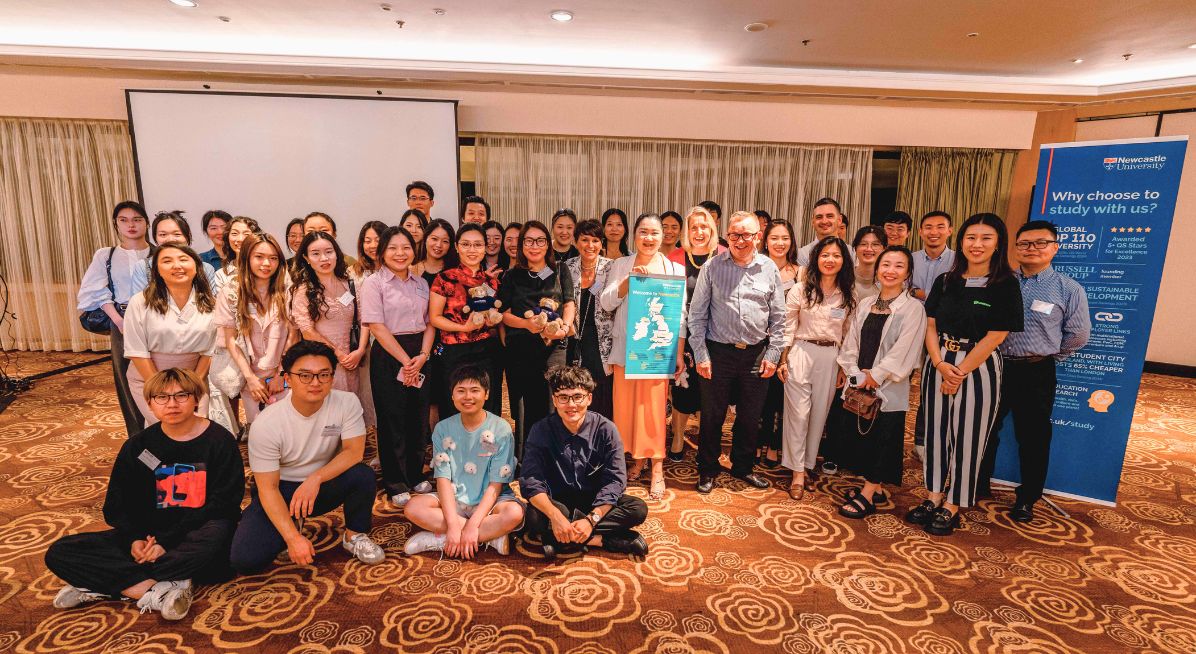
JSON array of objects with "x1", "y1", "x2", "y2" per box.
[
  {"x1": 733, "y1": 472, "x2": 770, "y2": 489},
  {"x1": 667, "y1": 449, "x2": 685, "y2": 463},
  {"x1": 1009, "y1": 502, "x2": 1034, "y2": 523},
  {"x1": 846, "y1": 487, "x2": 888, "y2": 506},
  {"x1": 696, "y1": 476, "x2": 715, "y2": 494},
  {"x1": 760, "y1": 456, "x2": 781, "y2": 469},
  {"x1": 541, "y1": 542, "x2": 557, "y2": 562},
  {"x1": 604, "y1": 532, "x2": 649, "y2": 557},
  {"x1": 924, "y1": 507, "x2": 961, "y2": 536},
  {"x1": 904, "y1": 500, "x2": 939, "y2": 526}
]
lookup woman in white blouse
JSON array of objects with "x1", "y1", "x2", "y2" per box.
[
  {"x1": 214, "y1": 233, "x2": 290, "y2": 428},
  {"x1": 123, "y1": 243, "x2": 218, "y2": 427},
  {"x1": 778, "y1": 236, "x2": 856, "y2": 499},
  {"x1": 600, "y1": 213, "x2": 687, "y2": 500},
  {"x1": 207, "y1": 216, "x2": 261, "y2": 435},
  {"x1": 77, "y1": 201, "x2": 151, "y2": 435}
]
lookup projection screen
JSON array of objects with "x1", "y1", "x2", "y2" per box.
[{"x1": 126, "y1": 90, "x2": 459, "y2": 257}]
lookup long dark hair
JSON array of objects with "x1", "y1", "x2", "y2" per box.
[
  {"x1": 355, "y1": 220, "x2": 388, "y2": 275},
  {"x1": 946, "y1": 213, "x2": 1013, "y2": 284},
  {"x1": 803, "y1": 236, "x2": 856, "y2": 312},
  {"x1": 516, "y1": 220, "x2": 556, "y2": 269},
  {"x1": 763, "y1": 219, "x2": 799, "y2": 268},
  {"x1": 144, "y1": 243, "x2": 215, "y2": 314},
  {"x1": 601, "y1": 208, "x2": 630, "y2": 256},
  {"x1": 419, "y1": 218, "x2": 459, "y2": 269},
  {"x1": 294, "y1": 231, "x2": 349, "y2": 323}
]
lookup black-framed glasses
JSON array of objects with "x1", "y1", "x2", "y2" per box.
[
  {"x1": 150, "y1": 391, "x2": 194, "y2": 406},
  {"x1": 286, "y1": 370, "x2": 334, "y2": 384},
  {"x1": 726, "y1": 232, "x2": 758, "y2": 242},
  {"x1": 1015, "y1": 240, "x2": 1057, "y2": 251},
  {"x1": 554, "y1": 392, "x2": 590, "y2": 405},
  {"x1": 523, "y1": 237, "x2": 549, "y2": 247}
]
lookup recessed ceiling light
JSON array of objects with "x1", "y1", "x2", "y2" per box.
[
  {"x1": 967, "y1": 32, "x2": 979, "y2": 37},
  {"x1": 217, "y1": 15, "x2": 230, "y2": 22},
  {"x1": 432, "y1": 7, "x2": 446, "y2": 15},
  {"x1": 169, "y1": 0, "x2": 198, "y2": 7},
  {"x1": 744, "y1": 22, "x2": 768, "y2": 33},
  {"x1": 550, "y1": 10, "x2": 573, "y2": 22},
  {"x1": 1071, "y1": 58, "x2": 1083, "y2": 64},
  {"x1": 379, "y1": 3, "x2": 391, "y2": 10}
]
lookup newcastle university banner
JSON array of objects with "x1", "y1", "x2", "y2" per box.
[
  {"x1": 623, "y1": 273, "x2": 686, "y2": 379},
  {"x1": 993, "y1": 136, "x2": 1188, "y2": 505}
]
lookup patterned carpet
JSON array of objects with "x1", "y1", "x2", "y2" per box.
[{"x1": 1, "y1": 351, "x2": 1195, "y2": 653}]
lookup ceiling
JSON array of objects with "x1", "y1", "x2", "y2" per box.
[{"x1": 2, "y1": 0, "x2": 1196, "y2": 99}]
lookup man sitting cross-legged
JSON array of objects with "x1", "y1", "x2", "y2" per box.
[
  {"x1": 519, "y1": 365, "x2": 649, "y2": 560},
  {"x1": 404, "y1": 365, "x2": 525, "y2": 557},
  {"x1": 229, "y1": 339, "x2": 385, "y2": 572},
  {"x1": 44, "y1": 368, "x2": 244, "y2": 620}
]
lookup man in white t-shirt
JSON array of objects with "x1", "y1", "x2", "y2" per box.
[{"x1": 229, "y1": 340, "x2": 384, "y2": 572}]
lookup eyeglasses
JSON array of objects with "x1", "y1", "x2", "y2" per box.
[
  {"x1": 726, "y1": 232, "x2": 758, "y2": 242},
  {"x1": 523, "y1": 237, "x2": 549, "y2": 247},
  {"x1": 286, "y1": 370, "x2": 335, "y2": 384},
  {"x1": 408, "y1": 195, "x2": 431, "y2": 202},
  {"x1": 553, "y1": 392, "x2": 590, "y2": 404},
  {"x1": 1015, "y1": 240, "x2": 1057, "y2": 251},
  {"x1": 150, "y1": 391, "x2": 194, "y2": 406}
]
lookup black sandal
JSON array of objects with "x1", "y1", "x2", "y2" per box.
[
  {"x1": 838, "y1": 493, "x2": 875, "y2": 519},
  {"x1": 845, "y1": 487, "x2": 888, "y2": 505}
]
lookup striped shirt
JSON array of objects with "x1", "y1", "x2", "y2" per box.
[
  {"x1": 688, "y1": 251, "x2": 787, "y2": 364},
  {"x1": 1001, "y1": 266, "x2": 1090, "y2": 359},
  {"x1": 911, "y1": 248, "x2": 955, "y2": 302}
]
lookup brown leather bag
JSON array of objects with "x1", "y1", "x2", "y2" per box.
[{"x1": 842, "y1": 386, "x2": 880, "y2": 434}]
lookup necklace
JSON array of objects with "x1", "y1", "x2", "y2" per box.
[
  {"x1": 686, "y1": 249, "x2": 711, "y2": 269},
  {"x1": 874, "y1": 294, "x2": 898, "y2": 312}
]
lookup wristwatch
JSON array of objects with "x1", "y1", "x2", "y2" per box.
[{"x1": 587, "y1": 510, "x2": 602, "y2": 526}]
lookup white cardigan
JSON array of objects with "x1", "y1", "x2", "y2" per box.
[
  {"x1": 598, "y1": 254, "x2": 687, "y2": 368},
  {"x1": 837, "y1": 291, "x2": 926, "y2": 412}
]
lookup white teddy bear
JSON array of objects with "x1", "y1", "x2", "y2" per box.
[{"x1": 464, "y1": 462, "x2": 477, "y2": 474}]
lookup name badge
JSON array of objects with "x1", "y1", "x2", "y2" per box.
[
  {"x1": 536, "y1": 267, "x2": 554, "y2": 280},
  {"x1": 830, "y1": 308, "x2": 846, "y2": 320},
  {"x1": 338, "y1": 291, "x2": 354, "y2": 306},
  {"x1": 249, "y1": 303, "x2": 257, "y2": 316},
  {"x1": 965, "y1": 277, "x2": 989, "y2": 288},
  {"x1": 1031, "y1": 299, "x2": 1055, "y2": 315},
  {"x1": 137, "y1": 449, "x2": 162, "y2": 470},
  {"x1": 320, "y1": 424, "x2": 341, "y2": 439}
]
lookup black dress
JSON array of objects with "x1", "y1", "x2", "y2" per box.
[
  {"x1": 569, "y1": 285, "x2": 614, "y2": 420},
  {"x1": 850, "y1": 311, "x2": 904, "y2": 486},
  {"x1": 672, "y1": 251, "x2": 710, "y2": 415}
]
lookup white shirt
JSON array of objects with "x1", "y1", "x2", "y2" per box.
[
  {"x1": 76, "y1": 246, "x2": 150, "y2": 311},
  {"x1": 122, "y1": 290, "x2": 218, "y2": 359},
  {"x1": 837, "y1": 292, "x2": 927, "y2": 412},
  {"x1": 248, "y1": 390, "x2": 366, "y2": 482}
]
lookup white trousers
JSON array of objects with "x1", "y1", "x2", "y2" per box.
[{"x1": 782, "y1": 340, "x2": 841, "y2": 472}]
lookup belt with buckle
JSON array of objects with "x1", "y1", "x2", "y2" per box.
[
  {"x1": 939, "y1": 335, "x2": 975, "y2": 353},
  {"x1": 1006, "y1": 354, "x2": 1049, "y2": 363},
  {"x1": 800, "y1": 338, "x2": 837, "y2": 348}
]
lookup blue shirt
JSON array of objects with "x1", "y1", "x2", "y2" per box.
[
  {"x1": 519, "y1": 412, "x2": 626, "y2": 508},
  {"x1": 912, "y1": 248, "x2": 956, "y2": 302},
  {"x1": 199, "y1": 248, "x2": 223, "y2": 269},
  {"x1": 431, "y1": 412, "x2": 516, "y2": 507},
  {"x1": 1001, "y1": 266, "x2": 1091, "y2": 360},
  {"x1": 687, "y1": 251, "x2": 787, "y2": 364}
]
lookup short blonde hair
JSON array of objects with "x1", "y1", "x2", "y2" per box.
[
  {"x1": 681, "y1": 206, "x2": 718, "y2": 252},
  {"x1": 143, "y1": 367, "x2": 207, "y2": 402}
]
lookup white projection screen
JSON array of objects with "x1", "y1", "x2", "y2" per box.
[{"x1": 127, "y1": 90, "x2": 459, "y2": 257}]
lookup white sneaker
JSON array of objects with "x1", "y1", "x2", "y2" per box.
[
  {"x1": 53, "y1": 585, "x2": 106, "y2": 609},
  {"x1": 487, "y1": 534, "x2": 510, "y2": 556},
  {"x1": 404, "y1": 530, "x2": 446, "y2": 555},
  {"x1": 135, "y1": 580, "x2": 192, "y2": 621},
  {"x1": 389, "y1": 492, "x2": 412, "y2": 507},
  {"x1": 343, "y1": 533, "x2": 386, "y2": 565},
  {"x1": 412, "y1": 480, "x2": 434, "y2": 494}
]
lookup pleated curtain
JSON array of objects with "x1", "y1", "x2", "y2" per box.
[
  {"x1": 895, "y1": 147, "x2": 1018, "y2": 251},
  {"x1": 475, "y1": 134, "x2": 873, "y2": 245},
  {"x1": 0, "y1": 117, "x2": 137, "y2": 351}
]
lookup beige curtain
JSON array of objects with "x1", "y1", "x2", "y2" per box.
[
  {"x1": 475, "y1": 134, "x2": 872, "y2": 244},
  {"x1": 896, "y1": 147, "x2": 1018, "y2": 251},
  {"x1": 0, "y1": 117, "x2": 137, "y2": 352}
]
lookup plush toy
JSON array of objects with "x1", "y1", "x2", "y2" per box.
[
  {"x1": 461, "y1": 285, "x2": 503, "y2": 326},
  {"x1": 524, "y1": 297, "x2": 566, "y2": 343}
]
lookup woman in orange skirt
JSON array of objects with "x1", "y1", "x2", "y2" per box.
[{"x1": 600, "y1": 213, "x2": 687, "y2": 500}]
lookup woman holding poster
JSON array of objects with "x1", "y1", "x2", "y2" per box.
[
  {"x1": 601, "y1": 213, "x2": 687, "y2": 500},
  {"x1": 909, "y1": 213, "x2": 1023, "y2": 537}
]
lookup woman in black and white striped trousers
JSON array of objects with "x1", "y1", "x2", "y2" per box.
[{"x1": 906, "y1": 213, "x2": 1023, "y2": 536}]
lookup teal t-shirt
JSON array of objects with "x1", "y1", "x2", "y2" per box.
[{"x1": 431, "y1": 412, "x2": 516, "y2": 507}]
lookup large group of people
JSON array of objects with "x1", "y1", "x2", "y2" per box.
[{"x1": 61, "y1": 183, "x2": 1090, "y2": 621}]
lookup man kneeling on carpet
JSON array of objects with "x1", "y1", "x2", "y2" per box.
[
  {"x1": 404, "y1": 365, "x2": 525, "y2": 556},
  {"x1": 229, "y1": 340, "x2": 385, "y2": 572},
  {"x1": 44, "y1": 368, "x2": 244, "y2": 620},
  {"x1": 519, "y1": 365, "x2": 649, "y2": 560}
]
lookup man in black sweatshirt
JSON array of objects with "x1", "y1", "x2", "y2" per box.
[{"x1": 44, "y1": 367, "x2": 244, "y2": 620}]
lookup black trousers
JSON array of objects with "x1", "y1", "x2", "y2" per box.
[
  {"x1": 370, "y1": 336, "x2": 430, "y2": 496},
  {"x1": 979, "y1": 357, "x2": 1056, "y2": 504},
  {"x1": 44, "y1": 519, "x2": 235, "y2": 597},
  {"x1": 438, "y1": 338, "x2": 504, "y2": 418},
  {"x1": 525, "y1": 493, "x2": 648, "y2": 546},
  {"x1": 110, "y1": 330, "x2": 144, "y2": 436},
  {"x1": 503, "y1": 331, "x2": 556, "y2": 457},
  {"x1": 758, "y1": 376, "x2": 784, "y2": 451},
  {"x1": 698, "y1": 341, "x2": 770, "y2": 478}
]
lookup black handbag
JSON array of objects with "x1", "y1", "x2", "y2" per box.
[
  {"x1": 347, "y1": 277, "x2": 361, "y2": 352},
  {"x1": 78, "y1": 248, "x2": 128, "y2": 335}
]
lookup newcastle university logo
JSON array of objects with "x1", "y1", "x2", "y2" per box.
[
  {"x1": 1102, "y1": 154, "x2": 1166, "y2": 171},
  {"x1": 1104, "y1": 157, "x2": 1118, "y2": 170}
]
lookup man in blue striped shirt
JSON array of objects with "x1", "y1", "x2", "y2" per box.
[
  {"x1": 689, "y1": 211, "x2": 787, "y2": 493},
  {"x1": 979, "y1": 220, "x2": 1090, "y2": 523}
]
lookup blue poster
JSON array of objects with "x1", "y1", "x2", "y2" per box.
[
  {"x1": 623, "y1": 273, "x2": 686, "y2": 379},
  {"x1": 993, "y1": 136, "x2": 1188, "y2": 505}
]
